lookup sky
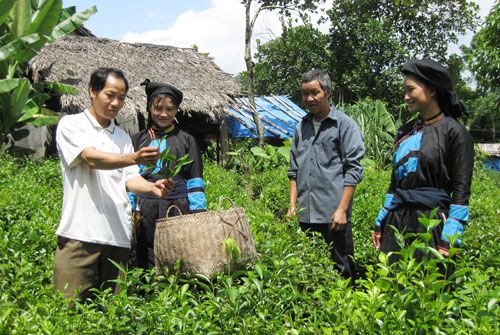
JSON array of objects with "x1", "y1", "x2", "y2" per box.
[{"x1": 62, "y1": 0, "x2": 496, "y2": 76}]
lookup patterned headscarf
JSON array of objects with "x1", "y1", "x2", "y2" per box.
[{"x1": 402, "y1": 59, "x2": 467, "y2": 118}]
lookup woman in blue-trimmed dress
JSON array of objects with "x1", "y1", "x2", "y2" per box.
[
  {"x1": 371, "y1": 59, "x2": 474, "y2": 270},
  {"x1": 130, "y1": 79, "x2": 207, "y2": 270}
]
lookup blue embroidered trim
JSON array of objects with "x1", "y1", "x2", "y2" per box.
[
  {"x1": 449, "y1": 204, "x2": 469, "y2": 221},
  {"x1": 384, "y1": 194, "x2": 394, "y2": 208},
  {"x1": 187, "y1": 178, "x2": 204, "y2": 190},
  {"x1": 188, "y1": 192, "x2": 207, "y2": 210},
  {"x1": 395, "y1": 157, "x2": 418, "y2": 181},
  {"x1": 393, "y1": 132, "x2": 422, "y2": 165},
  {"x1": 375, "y1": 207, "x2": 388, "y2": 227},
  {"x1": 441, "y1": 218, "x2": 463, "y2": 245}
]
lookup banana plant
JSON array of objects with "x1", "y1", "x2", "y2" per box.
[
  {"x1": 0, "y1": 0, "x2": 96, "y2": 154},
  {"x1": 341, "y1": 97, "x2": 399, "y2": 168}
]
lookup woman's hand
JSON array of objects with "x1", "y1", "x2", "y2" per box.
[
  {"x1": 372, "y1": 233, "x2": 381, "y2": 249},
  {"x1": 439, "y1": 212, "x2": 450, "y2": 257},
  {"x1": 439, "y1": 248, "x2": 449, "y2": 257}
]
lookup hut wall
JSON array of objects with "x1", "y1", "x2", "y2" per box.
[{"x1": 1, "y1": 125, "x2": 54, "y2": 158}]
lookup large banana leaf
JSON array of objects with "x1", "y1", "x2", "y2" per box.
[
  {"x1": 9, "y1": 0, "x2": 31, "y2": 39},
  {"x1": 32, "y1": 81, "x2": 78, "y2": 95},
  {"x1": 17, "y1": 96, "x2": 39, "y2": 121},
  {"x1": 2, "y1": 78, "x2": 30, "y2": 132},
  {"x1": 13, "y1": 95, "x2": 60, "y2": 126},
  {"x1": 0, "y1": 33, "x2": 40, "y2": 62},
  {"x1": 27, "y1": 0, "x2": 62, "y2": 52},
  {"x1": 28, "y1": 82, "x2": 77, "y2": 108},
  {"x1": 0, "y1": 78, "x2": 20, "y2": 93},
  {"x1": 28, "y1": 91, "x2": 51, "y2": 106},
  {"x1": 375, "y1": 100, "x2": 396, "y2": 135},
  {"x1": 28, "y1": 0, "x2": 60, "y2": 36},
  {"x1": 0, "y1": 0, "x2": 96, "y2": 152},
  {"x1": 49, "y1": 5, "x2": 96, "y2": 42},
  {"x1": 25, "y1": 107, "x2": 60, "y2": 126},
  {"x1": 59, "y1": 5, "x2": 76, "y2": 20},
  {"x1": 0, "y1": 0, "x2": 16, "y2": 26}
]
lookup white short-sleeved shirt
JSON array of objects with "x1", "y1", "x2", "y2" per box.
[{"x1": 55, "y1": 110, "x2": 140, "y2": 248}]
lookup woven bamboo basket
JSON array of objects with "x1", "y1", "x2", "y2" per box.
[{"x1": 154, "y1": 197, "x2": 256, "y2": 278}]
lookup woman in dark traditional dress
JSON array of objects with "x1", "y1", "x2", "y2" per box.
[
  {"x1": 372, "y1": 59, "x2": 474, "y2": 268},
  {"x1": 130, "y1": 79, "x2": 206, "y2": 270}
]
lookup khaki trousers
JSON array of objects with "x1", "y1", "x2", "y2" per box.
[{"x1": 53, "y1": 236, "x2": 129, "y2": 301}]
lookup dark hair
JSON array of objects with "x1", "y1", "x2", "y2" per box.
[
  {"x1": 302, "y1": 69, "x2": 332, "y2": 94},
  {"x1": 89, "y1": 67, "x2": 129, "y2": 94}
]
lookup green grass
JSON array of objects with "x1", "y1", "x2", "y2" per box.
[{"x1": 1, "y1": 154, "x2": 499, "y2": 334}]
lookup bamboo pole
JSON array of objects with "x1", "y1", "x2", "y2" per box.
[
  {"x1": 225, "y1": 108, "x2": 257, "y2": 134},
  {"x1": 235, "y1": 106, "x2": 282, "y2": 137},
  {"x1": 238, "y1": 99, "x2": 290, "y2": 135},
  {"x1": 272, "y1": 95, "x2": 305, "y2": 120},
  {"x1": 262, "y1": 96, "x2": 301, "y2": 123},
  {"x1": 259, "y1": 97, "x2": 300, "y2": 124}
]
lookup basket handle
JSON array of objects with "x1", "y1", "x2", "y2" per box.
[
  {"x1": 165, "y1": 205, "x2": 183, "y2": 218},
  {"x1": 209, "y1": 197, "x2": 252, "y2": 265},
  {"x1": 217, "y1": 197, "x2": 248, "y2": 240},
  {"x1": 218, "y1": 196, "x2": 236, "y2": 210}
]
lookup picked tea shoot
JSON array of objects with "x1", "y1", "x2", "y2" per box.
[{"x1": 144, "y1": 137, "x2": 193, "y2": 178}]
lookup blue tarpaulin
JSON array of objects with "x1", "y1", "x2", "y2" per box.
[
  {"x1": 225, "y1": 95, "x2": 306, "y2": 138},
  {"x1": 477, "y1": 144, "x2": 500, "y2": 172},
  {"x1": 485, "y1": 159, "x2": 500, "y2": 172}
]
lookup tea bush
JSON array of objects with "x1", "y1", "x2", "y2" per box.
[{"x1": 1, "y1": 154, "x2": 499, "y2": 334}]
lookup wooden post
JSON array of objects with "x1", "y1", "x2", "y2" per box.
[{"x1": 218, "y1": 109, "x2": 230, "y2": 167}]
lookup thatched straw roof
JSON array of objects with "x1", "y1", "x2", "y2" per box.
[{"x1": 29, "y1": 35, "x2": 241, "y2": 123}]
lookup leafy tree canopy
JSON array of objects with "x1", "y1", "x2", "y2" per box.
[
  {"x1": 254, "y1": 21, "x2": 329, "y2": 104},
  {"x1": 242, "y1": 0, "x2": 324, "y2": 146},
  {"x1": 252, "y1": 0, "x2": 479, "y2": 114},
  {"x1": 464, "y1": 0, "x2": 500, "y2": 94}
]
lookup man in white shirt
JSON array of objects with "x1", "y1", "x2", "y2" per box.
[{"x1": 54, "y1": 67, "x2": 174, "y2": 301}]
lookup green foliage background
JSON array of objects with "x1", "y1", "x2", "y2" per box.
[
  {"x1": 252, "y1": 0, "x2": 479, "y2": 111},
  {"x1": 249, "y1": 0, "x2": 500, "y2": 143},
  {"x1": 0, "y1": 0, "x2": 96, "y2": 154},
  {"x1": 1, "y1": 154, "x2": 499, "y2": 334}
]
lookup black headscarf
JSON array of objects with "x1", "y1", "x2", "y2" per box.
[
  {"x1": 141, "y1": 79, "x2": 183, "y2": 128},
  {"x1": 401, "y1": 59, "x2": 467, "y2": 118}
]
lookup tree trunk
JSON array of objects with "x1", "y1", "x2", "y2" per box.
[
  {"x1": 245, "y1": 0, "x2": 265, "y2": 147},
  {"x1": 492, "y1": 122, "x2": 496, "y2": 143},
  {"x1": 218, "y1": 110, "x2": 230, "y2": 166}
]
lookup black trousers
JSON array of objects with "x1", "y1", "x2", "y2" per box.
[
  {"x1": 380, "y1": 207, "x2": 455, "y2": 278},
  {"x1": 300, "y1": 222, "x2": 355, "y2": 280},
  {"x1": 136, "y1": 197, "x2": 190, "y2": 270}
]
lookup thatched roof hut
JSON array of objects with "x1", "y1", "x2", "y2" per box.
[
  {"x1": 28, "y1": 35, "x2": 241, "y2": 134},
  {"x1": 25, "y1": 34, "x2": 241, "y2": 159}
]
